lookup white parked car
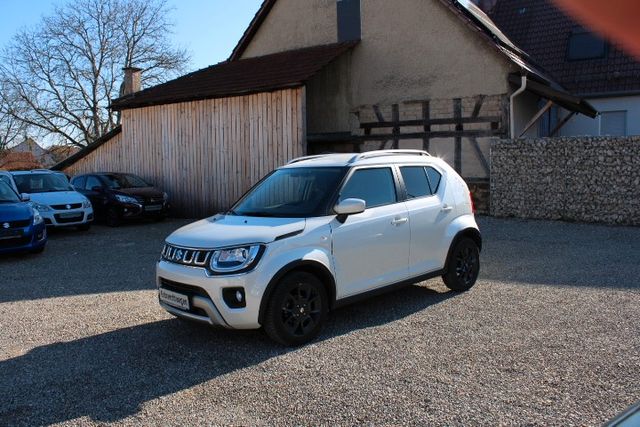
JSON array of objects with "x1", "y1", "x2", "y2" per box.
[
  {"x1": 11, "y1": 170, "x2": 94, "y2": 230},
  {"x1": 157, "y1": 150, "x2": 481, "y2": 345}
]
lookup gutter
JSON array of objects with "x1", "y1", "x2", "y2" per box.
[{"x1": 509, "y1": 75, "x2": 527, "y2": 138}]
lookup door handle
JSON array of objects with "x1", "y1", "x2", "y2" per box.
[
  {"x1": 441, "y1": 205, "x2": 453, "y2": 212},
  {"x1": 391, "y1": 217, "x2": 408, "y2": 226}
]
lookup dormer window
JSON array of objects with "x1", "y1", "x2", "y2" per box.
[{"x1": 567, "y1": 27, "x2": 607, "y2": 60}]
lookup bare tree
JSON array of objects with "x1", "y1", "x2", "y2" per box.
[
  {"x1": 0, "y1": 81, "x2": 27, "y2": 151},
  {"x1": 0, "y1": 0, "x2": 189, "y2": 147}
]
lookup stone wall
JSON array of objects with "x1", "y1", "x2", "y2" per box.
[{"x1": 491, "y1": 137, "x2": 640, "y2": 225}]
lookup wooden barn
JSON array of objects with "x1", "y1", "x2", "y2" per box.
[{"x1": 55, "y1": 0, "x2": 595, "y2": 216}]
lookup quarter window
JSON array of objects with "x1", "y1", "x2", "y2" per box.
[
  {"x1": 71, "y1": 176, "x2": 86, "y2": 190},
  {"x1": 339, "y1": 168, "x2": 396, "y2": 208},
  {"x1": 426, "y1": 167, "x2": 442, "y2": 194},
  {"x1": 85, "y1": 176, "x2": 102, "y2": 190},
  {"x1": 400, "y1": 167, "x2": 431, "y2": 199}
]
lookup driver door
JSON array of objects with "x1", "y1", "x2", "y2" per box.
[{"x1": 330, "y1": 167, "x2": 410, "y2": 298}]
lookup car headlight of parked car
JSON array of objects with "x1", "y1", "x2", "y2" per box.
[
  {"x1": 30, "y1": 201, "x2": 51, "y2": 212},
  {"x1": 209, "y1": 245, "x2": 263, "y2": 273},
  {"x1": 115, "y1": 194, "x2": 139, "y2": 204},
  {"x1": 82, "y1": 198, "x2": 92, "y2": 208},
  {"x1": 33, "y1": 209, "x2": 44, "y2": 225}
]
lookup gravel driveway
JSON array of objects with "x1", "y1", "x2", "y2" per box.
[{"x1": 0, "y1": 217, "x2": 638, "y2": 426}]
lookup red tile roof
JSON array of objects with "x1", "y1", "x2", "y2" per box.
[
  {"x1": 490, "y1": 0, "x2": 640, "y2": 96},
  {"x1": 111, "y1": 42, "x2": 358, "y2": 111}
]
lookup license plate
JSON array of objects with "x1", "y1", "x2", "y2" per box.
[
  {"x1": 159, "y1": 288, "x2": 190, "y2": 310},
  {"x1": 145, "y1": 205, "x2": 162, "y2": 212},
  {"x1": 59, "y1": 211, "x2": 82, "y2": 218}
]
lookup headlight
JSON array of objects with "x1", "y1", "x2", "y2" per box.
[
  {"x1": 30, "y1": 202, "x2": 51, "y2": 212},
  {"x1": 162, "y1": 192, "x2": 169, "y2": 202},
  {"x1": 33, "y1": 209, "x2": 44, "y2": 225},
  {"x1": 115, "y1": 194, "x2": 139, "y2": 204},
  {"x1": 82, "y1": 198, "x2": 92, "y2": 208},
  {"x1": 209, "y1": 245, "x2": 263, "y2": 273}
]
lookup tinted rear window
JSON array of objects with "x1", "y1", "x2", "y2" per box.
[{"x1": 400, "y1": 167, "x2": 431, "y2": 199}]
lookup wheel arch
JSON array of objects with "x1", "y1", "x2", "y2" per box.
[
  {"x1": 258, "y1": 260, "x2": 337, "y2": 326},
  {"x1": 444, "y1": 227, "x2": 482, "y2": 270}
]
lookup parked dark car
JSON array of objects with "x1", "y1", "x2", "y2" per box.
[
  {"x1": 71, "y1": 173, "x2": 169, "y2": 226},
  {"x1": 0, "y1": 181, "x2": 47, "y2": 254}
]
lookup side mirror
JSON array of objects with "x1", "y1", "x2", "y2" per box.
[
  {"x1": 20, "y1": 193, "x2": 30, "y2": 202},
  {"x1": 334, "y1": 198, "x2": 366, "y2": 222}
]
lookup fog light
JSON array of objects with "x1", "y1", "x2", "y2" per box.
[{"x1": 222, "y1": 287, "x2": 246, "y2": 308}]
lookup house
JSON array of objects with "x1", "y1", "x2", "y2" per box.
[
  {"x1": 54, "y1": 0, "x2": 596, "y2": 216},
  {"x1": 490, "y1": 0, "x2": 640, "y2": 137},
  {"x1": 4, "y1": 138, "x2": 56, "y2": 169},
  {"x1": 0, "y1": 152, "x2": 43, "y2": 171}
]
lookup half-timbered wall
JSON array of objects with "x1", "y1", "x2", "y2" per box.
[{"x1": 64, "y1": 88, "x2": 306, "y2": 217}]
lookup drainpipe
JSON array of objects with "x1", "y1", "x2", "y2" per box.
[{"x1": 509, "y1": 75, "x2": 527, "y2": 138}]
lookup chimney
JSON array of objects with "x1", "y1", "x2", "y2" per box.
[
  {"x1": 337, "y1": 0, "x2": 361, "y2": 43},
  {"x1": 122, "y1": 67, "x2": 142, "y2": 96}
]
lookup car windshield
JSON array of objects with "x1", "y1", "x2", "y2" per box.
[
  {"x1": 230, "y1": 167, "x2": 347, "y2": 218},
  {"x1": 0, "y1": 181, "x2": 20, "y2": 203},
  {"x1": 102, "y1": 174, "x2": 150, "y2": 189},
  {"x1": 13, "y1": 173, "x2": 73, "y2": 193}
]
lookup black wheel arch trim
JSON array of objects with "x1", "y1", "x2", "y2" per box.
[
  {"x1": 258, "y1": 260, "x2": 337, "y2": 326},
  {"x1": 444, "y1": 228, "x2": 482, "y2": 271}
]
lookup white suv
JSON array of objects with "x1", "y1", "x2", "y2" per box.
[{"x1": 157, "y1": 150, "x2": 481, "y2": 345}]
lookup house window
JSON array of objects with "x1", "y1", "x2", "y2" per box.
[
  {"x1": 600, "y1": 111, "x2": 627, "y2": 136},
  {"x1": 567, "y1": 28, "x2": 607, "y2": 60},
  {"x1": 337, "y1": 0, "x2": 361, "y2": 42}
]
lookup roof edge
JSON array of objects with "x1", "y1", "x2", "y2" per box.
[
  {"x1": 229, "y1": 0, "x2": 277, "y2": 61},
  {"x1": 51, "y1": 126, "x2": 122, "y2": 171}
]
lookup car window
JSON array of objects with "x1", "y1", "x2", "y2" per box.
[
  {"x1": 339, "y1": 168, "x2": 397, "y2": 208},
  {"x1": 13, "y1": 173, "x2": 73, "y2": 193},
  {"x1": 400, "y1": 166, "x2": 431, "y2": 199},
  {"x1": 86, "y1": 176, "x2": 102, "y2": 190},
  {"x1": 0, "y1": 175, "x2": 14, "y2": 189},
  {"x1": 71, "y1": 176, "x2": 86, "y2": 190},
  {"x1": 426, "y1": 167, "x2": 442, "y2": 194},
  {"x1": 0, "y1": 181, "x2": 20, "y2": 203}
]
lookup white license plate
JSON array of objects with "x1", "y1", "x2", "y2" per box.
[
  {"x1": 59, "y1": 211, "x2": 81, "y2": 218},
  {"x1": 145, "y1": 205, "x2": 162, "y2": 212},
  {"x1": 159, "y1": 288, "x2": 190, "y2": 310}
]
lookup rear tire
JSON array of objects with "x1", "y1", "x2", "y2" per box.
[
  {"x1": 263, "y1": 271, "x2": 328, "y2": 346},
  {"x1": 442, "y1": 237, "x2": 480, "y2": 291},
  {"x1": 77, "y1": 223, "x2": 91, "y2": 231}
]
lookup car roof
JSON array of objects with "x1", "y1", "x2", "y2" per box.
[
  {"x1": 280, "y1": 150, "x2": 435, "y2": 168},
  {"x1": 10, "y1": 169, "x2": 62, "y2": 175}
]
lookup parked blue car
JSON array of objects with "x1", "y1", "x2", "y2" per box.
[{"x1": 0, "y1": 180, "x2": 47, "y2": 255}]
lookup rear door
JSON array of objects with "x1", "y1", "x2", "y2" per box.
[
  {"x1": 331, "y1": 167, "x2": 411, "y2": 298},
  {"x1": 399, "y1": 165, "x2": 455, "y2": 276}
]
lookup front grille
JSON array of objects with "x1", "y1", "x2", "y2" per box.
[
  {"x1": 0, "y1": 235, "x2": 30, "y2": 248},
  {"x1": 54, "y1": 213, "x2": 84, "y2": 224},
  {"x1": 51, "y1": 203, "x2": 82, "y2": 210},
  {"x1": 159, "y1": 278, "x2": 209, "y2": 299},
  {"x1": 161, "y1": 243, "x2": 211, "y2": 267},
  {"x1": 3, "y1": 219, "x2": 30, "y2": 228},
  {"x1": 148, "y1": 197, "x2": 164, "y2": 204}
]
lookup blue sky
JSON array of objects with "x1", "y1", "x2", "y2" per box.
[{"x1": 0, "y1": 0, "x2": 264, "y2": 70}]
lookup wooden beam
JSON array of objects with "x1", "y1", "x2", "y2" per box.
[
  {"x1": 392, "y1": 104, "x2": 400, "y2": 149},
  {"x1": 518, "y1": 100, "x2": 554, "y2": 138},
  {"x1": 469, "y1": 136, "x2": 490, "y2": 175},
  {"x1": 454, "y1": 98, "x2": 462, "y2": 173},
  {"x1": 360, "y1": 116, "x2": 501, "y2": 128},
  {"x1": 550, "y1": 111, "x2": 576, "y2": 137},
  {"x1": 358, "y1": 129, "x2": 503, "y2": 141},
  {"x1": 422, "y1": 101, "x2": 430, "y2": 152}
]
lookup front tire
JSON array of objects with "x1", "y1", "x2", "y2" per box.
[
  {"x1": 30, "y1": 245, "x2": 45, "y2": 254},
  {"x1": 263, "y1": 271, "x2": 328, "y2": 346},
  {"x1": 77, "y1": 223, "x2": 91, "y2": 231},
  {"x1": 106, "y1": 207, "x2": 120, "y2": 227},
  {"x1": 443, "y1": 237, "x2": 480, "y2": 291}
]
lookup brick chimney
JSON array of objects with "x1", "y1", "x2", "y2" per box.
[{"x1": 122, "y1": 67, "x2": 142, "y2": 96}]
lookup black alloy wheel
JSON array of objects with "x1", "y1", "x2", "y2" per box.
[
  {"x1": 443, "y1": 237, "x2": 480, "y2": 291},
  {"x1": 264, "y1": 271, "x2": 327, "y2": 346}
]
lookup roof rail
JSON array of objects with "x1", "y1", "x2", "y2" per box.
[
  {"x1": 287, "y1": 154, "x2": 332, "y2": 165},
  {"x1": 349, "y1": 149, "x2": 431, "y2": 163}
]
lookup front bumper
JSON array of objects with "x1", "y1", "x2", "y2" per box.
[
  {"x1": 156, "y1": 260, "x2": 263, "y2": 329},
  {"x1": 117, "y1": 202, "x2": 169, "y2": 220},
  {"x1": 42, "y1": 207, "x2": 93, "y2": 227},
  {"x1": 0, "y1": 222, "x2": 47, "y2": 254}
]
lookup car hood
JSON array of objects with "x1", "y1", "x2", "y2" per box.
[
  {"x1": 28, "y1": 191, "x2": 87, "y2": 205},
  {"x1": 0, "y1": 202, "x2": 33, "y2": 222},
  {"x1": 166, "y1": 214, "x2": 306, "y2": 248},
  {"x1": 116, "y1": 187, "x2": 163, "y2": 198}
]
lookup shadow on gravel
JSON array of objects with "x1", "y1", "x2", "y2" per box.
[
  {"x1": 476, "y1": 217, "x2": 640, "y2": 289},
  {"x1": 0, "y1": 285, "x2": 453, "y2": 425}
]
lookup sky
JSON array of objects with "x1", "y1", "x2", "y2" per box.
[{"x1": 0, "y1": 0, "x2": 264, "y2": 70}]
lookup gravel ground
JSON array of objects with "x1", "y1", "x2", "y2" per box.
[{"x1": 0, "y1": 217, "x2": 638, "y2": 426}]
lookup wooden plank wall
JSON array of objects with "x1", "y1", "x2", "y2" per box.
[{"x1": 64, "y1": 87, "x2": 306, "y2": 217}]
